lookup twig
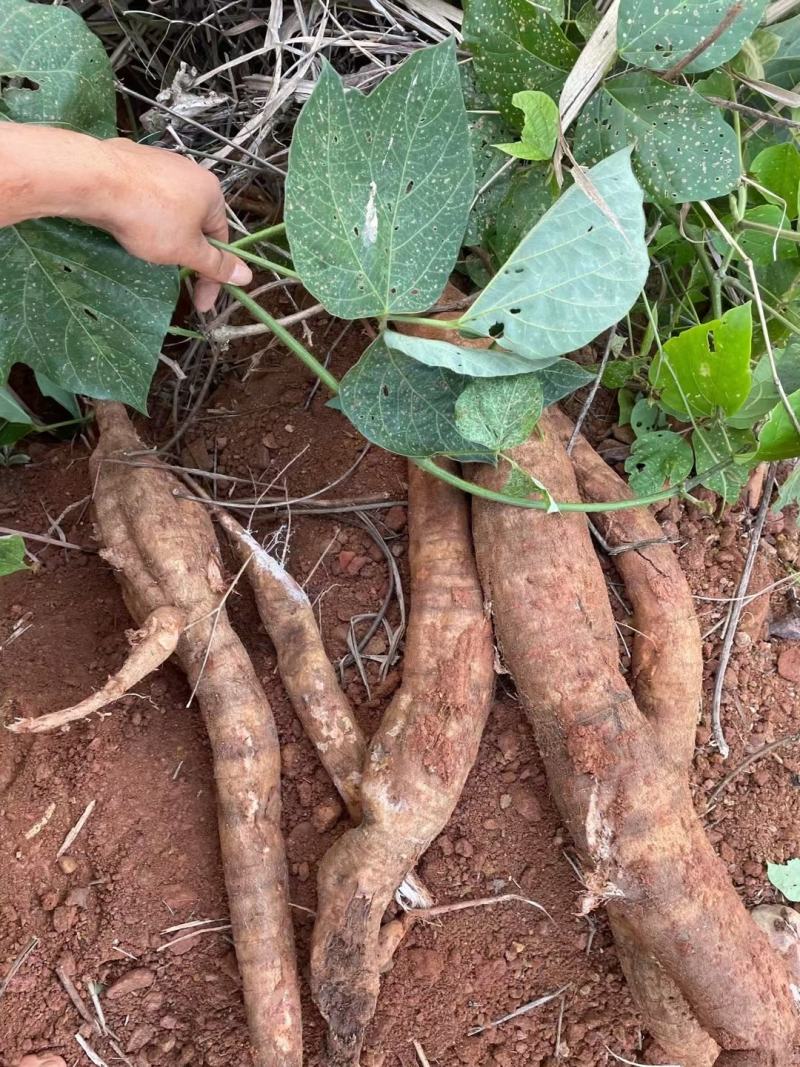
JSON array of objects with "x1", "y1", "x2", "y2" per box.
[
  {"x1": 57, "y1": 799, "x2": 96, "y2": 858},
  {"x1": 157, "y1": 923, "x2": 232, "y2": 952},
  {"x1": 705, "y1": 731, "x2": 800, "y2": 811},
  {"x1": 661, "y1": 3, "x2": 743, "y2": 80},
  {"x1": 0, "y1": 525, "x2": 90, "y2": 553},
  {"x1": 566, "y1": 329, "x2": 615, "y2": 455},
  {"x1": 0, "y1": 937, "x2": 38, "y2": 998},
  {"x1": 56, "y1": 966, "x2": 99, "y2": 1032},
  {"x1": 605, "y1": 1048, "x2": 680, "y2": 1067},
  {"x1": 74, "y1": 1033, "x2": 109, "y2": 1067},
  {"x1": 407, "y1": 892, "x2": 553, "y2": 923},
  {"x1": 711, "y1": 465, "x2": 776, "y2": 758},
  {"x1": 414, "y1": 1040, "x2": 432, "y2": 1067},
  {"x1": 707, "y1": 96, "x2": 800, "y2": 130},
  {"x1": 467, "y1": 985, "x2": 570, "y2": 1036}
]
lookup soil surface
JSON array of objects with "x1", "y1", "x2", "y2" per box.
[{"x1": 2, "y1": 299, "x2": 800, "y2": 1067}]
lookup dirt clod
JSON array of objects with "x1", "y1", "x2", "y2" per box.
[
  {"x1": 106, "y1": 968, "x2": 156, "y2": 999},
  {"x1": 777, "y1": 647, "x2": 800, "y2": 684}
]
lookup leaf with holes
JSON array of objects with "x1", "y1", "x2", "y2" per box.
[
  {"x1": 650, "y1": 304, "x2": 753, "y2": 419},
  {"x1": 624, "y1": 430, "x2": 693, "y2": 495},
  {"x1": 454, "y1": 374, "x2": 544, "y2": 451},
  {"x1": 754, "y1": 390, "x2": 800, "y2": 461},
  {"x1": 536, "y1": 359, "x2": 597, "y2": 405},
  {"x1": 0, "y1": 219, "x2": 179, "y2": 409},
  {"x1": 465, "y1": 112, "x2": 517, "y2": 247},
  {"x1": 487, "y1": 165, "x2": 554, "y2": 265},
  {"x1": 384, "y1": 330, "x2": 537, "y2": 378},
  {"x1": 630, "y1": 397, "x2": 667, "y2": 437},
  {"x1": 0, "y1": 0, "x2": 115, "y2": 135},
  {"x1": 285, "y1": 41, "x2": 473, "y2": 319},
  {"x1": 461, "y1": 150, "x2": 648, "y2": 362},
  {"x1": 463, "y1": 0, "x2": 578, "y2": 124},
  {"x1": 767, "y1": 858, "x2": 800, "y2": 901},
  {"x1": 495, "y1": 91, "x2": 559, "y2": 160},
  {"x1": 617, "y1": 0, "x2": 768, "y2": 74},
  {"x1": 751, "y1": 144, "x2": 800, "y2": 219},
  {"x1": 574, "y1": 73, "x2": 740, "y2": 203},
  {"x1": 338, "y1": 335, "x2": 493, "y2": 460},
  {"x1": 727, "y1": 344, "x2": 800, "y2": 428},
  {"x1": 692, "y1": 425, "x2": 755, "y2": 502},
  {"x1": 0, "y1": 535, "x2": 28, "y2": 578}
]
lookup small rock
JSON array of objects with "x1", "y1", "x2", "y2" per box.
[
  {"x1": 143, "y1": 991, "x2": 164, "y2": 1014},
  {"x1": 338, "y1": 550, "x2": 355, "y2": 572},
  {"x1": 508, "y1": 784, "x2": 542, "y2": 822},
  {"x1": 455, "y1": 838, "x2": 474, "y2": 858},
  {"x1": 296, "y1": 861, "x2": 310, "y2": 883},
  {"x1": 778, "y1": 647, "x2": 800, "y2": 684},
  {"x1": 311, "y1": 798, "x2": 343, "y2": 833},
  {"x1": 495, "y1": 729, "x2": 520, "y2": 761},
  {"x1": 404, "y1": 947, "x2": 444, "y2": 984},
  {"x1": 57, "y1": 856, "x2": 78, "y2": 875},
  {"x1": 345, "y1": 555, "x2": 369, "y2": 576},
  {"x1": 52, "y1": 906, "x2": 77, "y2": 933},
  {"x1": 15, "y1": 1057, "x2": 67, "y2": 1067},
  {"x1": 106, "y1": 968, "x2": 156, "y2": 999},
  {"x1": 64, "y1": 887, "x2": 89, "y2": 909},
  {"x1": 160, "y1": 1015, "x2": 178, "y2": 1030},
  {"x1": 282, "y1": 743, "x2": 303, "y2": 778},
  {"x1": 438, "y1": 835, "x2": 454, "y2": 856},
  {"x1": 126, "y1": 1025, "x2": 156, "y2": 1054},
  {"x1": 40, "y1": 891, "x2": 59, "y2": 912},
  {"x1": 383, "y1": 506, "x2": 407, "y2": 531},
  {"x1": 499, "y1": 793, "x2": 512, "y2": 810}
]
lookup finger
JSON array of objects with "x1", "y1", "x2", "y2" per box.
[
  {"x1": 193, "y1": 276, "x2": 221, "y2": 314},
  {"x1": 185, "y1": 236, "x2": 252, "y2": 288}
]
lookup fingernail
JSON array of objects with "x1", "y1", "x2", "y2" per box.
[{"x1": 230, "y1": 262, "x2": 253, "y2": 285}]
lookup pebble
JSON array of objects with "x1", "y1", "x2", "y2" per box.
[
  {"x1": 495, "y1": 728, "x2": 520, "y2": 761},
  {"x1": 57, "y1": 856, "x2": 78, "y2": 875},
  {"x1": 64, "y1": 887, "x2": 89, "y2": 909},
  {"x1": 52, "y1": 906, "x2": 77, "y2": 933},
  {"x1": 455, "y1": 838, "x2": 474, "y2": 858},
  {"x1": 508, "y1": 784, "x2": 542, "y2": 822},
  {"x1": 106, "y1": 967, "x2": 156, "y2": 999},
  {"x1": 438, "y1": 835, "x2": 454, "y2": 856},
  {"x1": 15, "y1": 1057, "x2": 67, "y2": 1067},
  {"x1": 311, "y1": 798, "x2": 343, "y2": 833},
  {"x1": 778, "y1": 647, "x2": 800, "y2": 684},
  {"x1": 126, "y1": 1025, "x2": 155, "y2": 1054},
  {"x1": 282, "y1": 743, "x2": 303, "y2": 777},
  {"x1": 499, "y1": 793, "x2": 512, "y2": 810},
  {"x1": 383, "y1": 506, "x2": 407, "y2": 531}
]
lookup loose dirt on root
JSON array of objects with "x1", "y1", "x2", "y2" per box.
[{"x1": 2, "y1": 303, "x2": 800, "y2": 1067}]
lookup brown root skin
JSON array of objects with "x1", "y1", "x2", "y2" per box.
[
  {"x1": 549, "y1": 411, "x2": 717, "y2": 1065},
  {"x1": 90, "y1": 402, "x2": 301, "y2": 1067},
  {"x1": 311, "y1": 461, "x2": 495, "y2": 1066},
  {"x1": 470, "y1": 418, "x2": 798, "y2": 1061},
  {"x1": 6, "y1": 605, "x2": 184, "y2": 734},
  {"x1": 215, "y1": 508, "x2": 366, "y2": 821},
  {"x1": 549, "y1": 409, "x2": 701, "y2": 768}
]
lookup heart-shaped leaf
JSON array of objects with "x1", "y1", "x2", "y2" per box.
[
  {"x1": 461, "y1": 149, "x2": 649, "y2": 362},
  {"x1": 487, "y1": 165, "x2": 554, "y2": 265},
  {"x1": 650, "y1": 304, "x2": 753, "y2": 419},
  {"x1": 536, "y1": 360, "x2": 597, "y2": 405},
  {"x1": 384, "y1": 330, "x2": 536, "y2": 377},
  {"x1": 495, "y1": 91, "x2": 559, "y2": 160},
  {"x1": 754, "y1": 390, "x2": 800, "y2": 461},
  {"x1": 285, "y1": 41, "x2": 473, "y2": 319},
  {"x1": 617, "y1": 0, "x2": 768, "y2": 74},
  {"x1": 751, "y1": 143, "x2": 800, "y2": 218},
  {"x1": 727, "y1": 343, "x2": 800, "y2": 428},
  {"x1": 624, "y1": 429, "x2": 693, "y2": 494},
  {"x1": 465, "y1": 112, "x2": 518, "y2": 247},
  {"x1": 0, "y1": 535, "x2": 28, "y2": 578},
  {"x1": 692, "y1": 425, "x2": 754, "y2": 502},
  {"x1": 574, "y1": 73, "x2": 740, "y2": 203},
  {"x1": 454, "y1": 374, "x2": 544, "y2": 450},
  {"x1": 338, "y1": 335, "x2": 492, "y2": 460},
  {"x1": 463, "y1": 0, "x2": 578, "y2": 123}
]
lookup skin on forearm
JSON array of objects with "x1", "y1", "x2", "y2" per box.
[{"x1": 0, "y1": 124, "x2": 111, "y2": 227}]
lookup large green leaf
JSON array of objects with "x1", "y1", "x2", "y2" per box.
[
  {"x1": 751, "y1": 144, "x2": 800, "y2": 218},
  {"x1": 454, "y1": 374, "x2": 543, "y2": 450},
  {"x1": 624, "y1": 430, "x2": 693, "y2": 494},
  {"x1": 465, "y1": 112, "x2": 517, "y2": 247},
  {"x1": 0, "y1": 220, "x2": 178, "y2": 409},
  {"x1": 727, "y1": 344, "x2": 800, "y2": 428},
  {"x1": 463, "y1": 0, "x2": 578, "y2": 124},
  {"x1": 0, "y1": 385, "x2": 33, "y2": 426},
  {"x1": 487, "y1": 165, "x2": 554, "y2": 265},
  {"x1": 536, "y1": 360, "x2": 597, "y2": 405},
  {"x1": 617, "y1": 0, "x2": 768, "y2": 74},
  {"x1": 692, "y1": 425, "x2": 754, "y2": 502},
  {"x1": 650, "y1": 304, "x2": 753, "y2": 419},
  {"x1": 0, "y1": 0, "x2": 115, "y2": 135},
  {"x1": 338, "y1": 335, "x2": 491, "y2": 460},
  {"x1": 384, "y1": 330, "x2": 537, "y2": 377},
  {"x1": 461, "y1": 150, "x2": 649, "y2": 362},
  {"x1": 0, "y1": 535, "x2": 28, "y2": 578},
  {"x1": 574, "y1": 74, "x2": 740, "y2": 203},
  {"x1": 285, "y1": 41, "x2": 473, "y2": 320},
  {"x1": 765, "y1": 13, "x2": 800, "y2": 88},
  {"x1": 754, "y1": 390, "x2": 800, "y2": 460}
]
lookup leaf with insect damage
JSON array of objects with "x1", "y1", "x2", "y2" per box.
[
  {"x1": 624, "y1": 430, "x2": 693, "y2": 494},
  {"x1": 574, "y1": 73, "x2": 740, "y2": 203},
  {"x1": 454, "y1": 373, "x2": 544, "y2": 450},
  {"x1": 617, "y1": 0, "x2": 769, "y2": 74},
  {"x1": 285, "y1": 41, "x2": 473, "y2": 319},
  {"x1": 338, "y1": 335, "x2": 493, "y2": 460},
  {"x1": 692, "y1": 424, "x2": 754, "y2": 502},
  {"x1": 460, "y1": 149, "x2": 648, "y2": 363}
]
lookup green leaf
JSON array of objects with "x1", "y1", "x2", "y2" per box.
[
  {"x1": 711, "y1": 205, "x2": 798, "y2": 266},
  {"x1": 767, "y1": 858, "x2": 800, "y2": 901},
  {"x1": 630, "y1": 396, "x2": 666, "y2": 437},
  {"x1": 774, "y1": 462, "x2": 800, "y2": 516},
  {"x1": 650, "y1": 305, "x2": 753, "y2": 419},
  {"x1": 692, "y1": 425, "x2": 755, "y2": 502},
  {"x1": 0, "y1": 385, "x2": 34, "y2": 426},
  {"x1": 465, "y1": 112, "x2": 518, "y2": 247},
  {"x1": 463, "y1": 0, "x2": 578, "y2": 123},
  {"x1": 487, "y1": 165, "x2": 554, "y2": 265},
  {"x1": 574, "y1": 73, "x2": 741, "y2": 204},
  {"x1": 285, "y1": 42, "x2": 473, "y2": 320},
  {"x1": 536, "y1": 360, "x2": 597, "y2": 405},
  {"x1": 754, "y1": 390, "x2": 800, "y2": 460},
  {"x1": 338, "y1": 335, "x2": 492, "y2": 460},
  {"x1": 495, "y1": 90, "x2": 559, "y2": 160},
  {"x1": 0, "y1": 0, "x2": 116, "y2": 136},
  {"x1": 454, "y1": 374, "x2": 543, "y2": 451},
  {"x1": 0, "y1": 422, "x2": 32, "y2": 447},
  {"x1": 617, "y1": 0, "x2": 768, "y2": 74},
  {"x1": 503, "y1": 463, "x2": 558, "y2": 510},
  {"x1": 34, "y1": 372, "x2": 80, "y2": 419},
  {"x1": 461, "y1": 150, "x2": 649, "y2": 362},
  {"x1": 575, "y1": 1, "x2": 602, "y2": 40},
  {"x1": 730, "y1": 28, "x2": 781, "y2": 80},
  {"x1": 0, "y1": 220, "x2": 178, "y2": 409},
  {"x1": 751, "y1": 144, "x2": 800, "y2": 219},
  {"x1": 0, "y1": 534, "x2": 28, "y2": 578},
  {"x1": 624, "y1": 430, "x2": 693, "y2": 495},
  {"x1": 384, "y1": 330, "x2": 537, "y2": 378},
  {"x1": 764, "y1": 13, "x2": 800, "y2": 89},
  {"x1": 727, "y1": 343, "x2": 800, "y2": 428}
]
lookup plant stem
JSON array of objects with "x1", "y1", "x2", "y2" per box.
[
  {"x1": 738, "y1": 219, "x2": 800, "y2": 243},
  {"x1": 229, "y1": 223, "x2": 287, "y2": 250},
  {"x1": 389, "y1": 315, "x2": 466, "y2": 331},
  {"x1": 225, "y1": 285, "x2": 340, "y2": 394},
  {"x1": 211, "y1": 240, "x2": 299, "y2": 279},
  {"x1": 228, "y1": 287, "x2": 737, "y2": 513}
]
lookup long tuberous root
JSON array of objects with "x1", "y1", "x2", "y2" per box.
[{"x1": 7, "y1": 606, "x2": 185, "y2": 734}]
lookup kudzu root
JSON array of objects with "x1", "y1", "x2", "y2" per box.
[
  {"x1": 7, "y1": 605, "x2": 184, "y2": 734},
  {"x1": 310, "y1": 461, "x2": 495, "y2": 1066},
  {"x1": 471, "y1": 416, "x2": 798, "y2": 1063},
  {"x1": 84, "y1": 403, "x2": 301, "y2": 1067}
]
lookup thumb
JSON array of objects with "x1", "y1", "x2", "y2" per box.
[{"x1": 186, "y1": 238, "x2": 252, "y2": 287}]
